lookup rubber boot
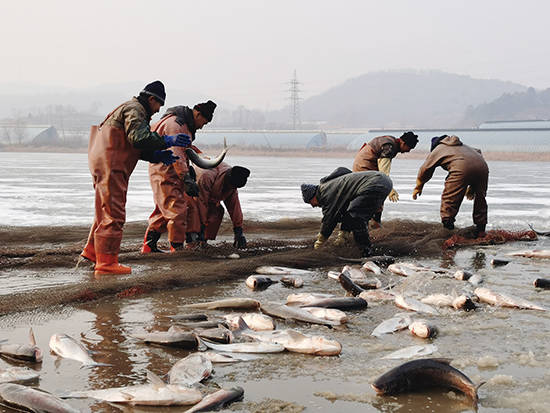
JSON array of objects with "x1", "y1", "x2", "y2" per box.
[
  {"x1": 94, "y1": 253, "x2": 131, "y2": 276},
  {"x1": 333, "y1": 230, "x2": 353, "y2": 247},
  {"x1": 353, "y1": 228, "x2": 373, "y2": 258},
  {"x1": 80, "y1": 244, "x2": 96, "y2": 263},
  {"x1": 475, "y1": 224, "x2": 486, "y2": 238},
  {"x1": 141, "y1": 230, "x2": 166, "y2": 254},
  {"x1": 185, "y1": 232, "x2": 201, "y2": 250},
  {"x1": 170, "y1": 242, "x2": 184, "y2": 252},
  {"x1": 442, "y1": 218, "x2": 455, "y2": 230}
]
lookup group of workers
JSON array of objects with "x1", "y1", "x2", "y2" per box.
[
  {"x1": 80, "y1": 80, "x2": 489, "y2": 276},
  {"x1": 301, "y1": 131, "x2": 489, "y2": 257},
  {"x1": 81, "y1": 81, "x2": 249, "y2": 276}
]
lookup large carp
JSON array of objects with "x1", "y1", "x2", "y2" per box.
[
  {"x1": 130, "y1": 326, "x2": 198, "y2": 348},
  {"x1": 0, "y1": 367, "x2": 39, "y2": 384},
  {"x1": 224, "y1": 313, "x2": 275, "y2": 331},
  {"x1": 0, "y1": 328, "x2": 42, "y2": 363},
  {"x1": 0, "y1": 383, "x2": 79, "y2": 413},
  {"x1": 182, "y1": 298, "x2": 260, "y2": 310},
  {"x1": 382, "y1": 344, "x2": 438, "y2": 359},
  {"x1": 474, "y1": 287, "x2": 547, "y2": 311},
  {"x1": 371, "y1": 358, "x2": 484, "y2": 405},
  {"x1": 49, "y1": 333, "x2": 110, "y2": 367},
  {"x1": 185, "y1": 387, "x2": 244, "y2": 413},
  {"x1": 168, "y1": 353, "x2": 212, "y2": 386},
  {"x1": 394, "y1": 295, "x2": 439, "y2": 315},
  {"x1": 261, "y1": 302, "x2": 340, "y2": 327},
  {"x1": 506, "y1": 249, "x2": 550, "y2": 258},
  {"x1": 371, "y1": 313, "x2": 412, "y2": 337},
  {"x1": 298, "y1": 296, "x2": 367, "y2": 311},
  {"x1": 185, "y1": 137, "x2": 227, "y2": 169}
]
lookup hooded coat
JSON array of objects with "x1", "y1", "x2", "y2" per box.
[
  {"x1": 417, "y1": 135, "x2": 488, "y2": 226},
  {"x1": 352, "y1": 135, "x2": 400, "y2": 172}
]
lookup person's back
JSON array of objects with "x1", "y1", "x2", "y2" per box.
[{"x1": 352, "y1": 135, "x2": 399, "y2": 172}]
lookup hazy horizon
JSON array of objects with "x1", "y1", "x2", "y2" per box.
[{"x1": 3, "y1": 0, "x2": 550, "y2": 112}]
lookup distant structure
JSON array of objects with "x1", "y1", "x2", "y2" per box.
[{"x1": 288, "y1": 70, "x2": 302, "y2": 129}]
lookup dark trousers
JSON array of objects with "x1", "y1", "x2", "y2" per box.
[{"x1": 341, "y1": 192, "x2": 387, "y2": 249}]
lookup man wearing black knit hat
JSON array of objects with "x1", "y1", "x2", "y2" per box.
[
  {"x1": 301, "y1": 167, "x2": 393, "y2": 257},
  {"x1": 142, "y1": 100, "x2": 219, "y2": 253},
  {"x1": 81, "y1": 80, "x2": 193, "y2": 275},
  {"x1": 185, "y1": 162, "x2": 250, "y2": 249}
]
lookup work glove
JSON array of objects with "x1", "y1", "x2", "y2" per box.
[
  {"x1": 150, "y1": 150, "x2": 179, "y2": 165},
  {"x1": 412, "y1": 179, "x2": 424, "y2": 200},
  {"x1": 233, "y1": 227, "x2": 247, "y2": 249},
  {"x1": 183, "y1": 173, "x2": 199, "y2": 197},
  {"x1": 163, "y1": 133, "x2": 192, "y2": 148},
  {"x1": 388, "y1": 189, "x2": 399, "y2": 202},
  {"x1": 313, "y1": 233, "x2": 327, "y2": 249},
  {"x1": 377, "y1": 157, "x2": 392, "y2": 176},
  {"x1": 465, "y1": 185, "x2": 475, "y2": 200}
]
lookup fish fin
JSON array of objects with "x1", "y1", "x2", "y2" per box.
[
  {"x1": 27, "y1": 328, "x2": 37, "y2": 346},
  {"x1": 146, "y1": 369, "x2": 166, "y2": 386},
  {"x1": 236, "y1": 316, "x2": 252, "y2": 333}
]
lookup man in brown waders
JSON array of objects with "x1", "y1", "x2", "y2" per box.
[
  {"x1": 80, "y1": 81, "x2": 193, "y2": 276},
  {"x1": 141, "y1": 100, "x2": 217, "y2": 253},
  {"x1": 412, "y1": 135, "x2": 489, "y2": 237},
  {"x1": 347, "y1": 131, "x2": 418, "y2": 242}
]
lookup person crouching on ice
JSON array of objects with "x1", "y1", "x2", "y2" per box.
[
  {"x1": 186, "y1": 163, "x2": 250, "y2": 249},
  {"x1": 301, "y1": 167, "x2": 392, "y2": 257}
]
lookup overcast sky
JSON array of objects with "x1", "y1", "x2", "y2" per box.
[{"x1": 2, "y1": 0, "x2": 549, "y2": 109}]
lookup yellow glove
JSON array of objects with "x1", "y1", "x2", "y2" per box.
[
  {"x1": 465, "y1": 185, "x2": 475, "y2": 200},
  {"x1": 313, "y1": 233, "x2": 327, "y2": 249},
  {"x1": 412, "y1": 179, "x2": 424, "y2": 200},
  {"x1": 388, "y1": 189, "x2": 399, "y2": 202},
  {"x1": 377, "y1": 157, "x2": 392, "y2": 176}
]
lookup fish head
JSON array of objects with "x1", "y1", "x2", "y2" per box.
[{"x1": 371, "y1": 371, "x2": 408, "y2": 395}]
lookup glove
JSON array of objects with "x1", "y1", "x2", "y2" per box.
[
  {"x1": 377, "y1": 157, "x2": 392, "y2": 175},
  {"x1": 164, "y1": 133, "x2": 192, "y2": 148},
  {"x1": 412, "y1": 179, "x2": 424, "y2": 200},
  {"x1": 183, "y1": 173, "x2": 199, "y2": 197},
  {"x1": 233, "y1": 227, "x2": 247, "y2": 249},
  {"x1": 313, "y1": 233, "x2": 327, "y2": 249},
  {"x1": 150, "y1": 150, "x2": 179, "y2": 165},
  {"x1": 465, "y1": 185, "x2": 475, "y2": 200},
  {"x1": 388, "y1": 189, "x2": 399, "y2": 202}
]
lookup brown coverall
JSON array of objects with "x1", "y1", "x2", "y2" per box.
[
  {"x1": 416, "y1": 135, "x2": 488, "y2": 226},
  {"x1": 187, "y1": 163, "x2": 243, "y2": 240},
  {"x1": 146, "y1": 115, "x2": 193, "y2": 243},
  {"x1": 82, "y1": 98, "x2": 167, "y2": 259},
  {"x1": 352, "y1": 135, "x2": 400, "y2": 172}
]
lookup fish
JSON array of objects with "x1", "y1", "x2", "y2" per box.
[
  {"x1": 185, "y1": 387, "x2": 244, "y2": 413},
  {"x1": 452, "y1": 295, "x2": 477, "y2": 311},
  {"x1": 388, "y1": 263, "x2": 448, "y2": 277},
  {"x1": 245, "y1": 275, "x2": 277, "y2": 290},
  {"x1": 382, "y1": 344, "x2": 438, "y2": 359},
  {"x1": 176, "y1": 320, "x2": 228, "y2": 330},
  {"x1": 185, "y1": 137, "x2": 227, "y2": 169},
  {"x1": 420, "y1": 294, "x2": 475, "y2": 311},
  {"x1": 49, "y1": 333, "x2": 111, "y2": 367},
  {"x1": 168, "y1": 353, "x2": 212, "y2": 386},
  {"x1": 168, "y1": 314, "x2": 208, "y2": 322},
  {"x1": 261, "y1": 302, "x2": 340, "y2": 326},
  {"x1": 255, "y1": 266, "x2": 312, "y2": 275},
  {"x1": 327, "y1": 270, "x2": 341, "y2": 280},
  {"x1": 280, "y1": 275, "x2": 304, "y2": 288},
  {"x1": 474, "y1": 287, "x2": 547, "y2": 311},
  {"x1": 0, "y1": 383, "x2": 79, "y2": 412},
  {"x1": 341, "y1": 265, "x2": 368, "y2": 280},
  {"x1": 528, "y1": 223, "x2": 550, "y2": 236},
  {"x1": 534, "y1": 278, "x2": 550, "y2": 289},
  {"x1": 298, "y1": 297, "x2": 368, "y2": 311},
  {"x1": 200, "y1": 351, "x2": 260, "y2": 363},
  {"x1": 408, "y1": 320, "x2": 438, "y2": 338},
  {"x1": 339, "y1": 267, "x2": 381, "y2": 290},
  {"x1": 394, "y1": 295, "x2": 439, "y2": 315},
  {"x1": 467, "y1": 273, "x2": 483, "y2": 287},
  {"x1": 301, "y1": 307, "x2": 348, "y2": 324},
  {"x1": 64, "y1": 370, "x2": 203, "y2": 406},
  {"x1": 506, "y1": 249, "x2": 550, "y2": 258},
  {"x1": 286, "y1": 293, "x2": 336, "y2": 306},
  {"x1": 387, "y1": 263, "x2": 417, "y2": 277},
  {"x1": 371, "y1": 358, "x2": 484, "y2": 405},
  {"x1": 182, "y1": 298, "x2": 260, "y2": 310},
  {"x1": 491, "y1": 257, "x2": 510, "y2": 266},
  {"x1": 338, "y1": 270, "x2": 365, "y2": 296},
  {"x1": 359, "y1": 290, "x2": 395, "y2": 302},
  {"x1": 193, "y1": 327, "x2": 233, "y2": 344},
  {"x1": 199, "y1": 338, "x2": 285, "y2": 353},
  {"x1": 238, "y1": 320, "x2": 341, "y2": 356},
  {"x1": 224, "y1": 313, "x2": 275, "y2": 331},
  {"x1": 367, "y1": 255, "x2": 396, "y2": 267},
  {"x1": 0, "y1": 328, "x2": 43, "y2": 362},
  {"x1": 130, "y1": 326, "x2": 198, "y2": 348},
  {"x1": 362, "y1": 261, "x2": 382, "y2": 275},
  {"x1": 453, "y1": 270, "x2": 474, "y2": 281},
  {"x1": 0, "y1": 367, "x2": 40, "y2": 384},
  {"x1": 371, "y1": 313, "x2": 412, "y2": 337}
]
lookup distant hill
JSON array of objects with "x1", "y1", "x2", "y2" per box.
[
  {"x1": 292, "y1": 70, "x2": 527, "y2": 128},
  {"x1": 461, "y1": 87, "x2": 550, "y2": 126}
]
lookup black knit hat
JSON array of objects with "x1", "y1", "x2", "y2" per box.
[
  {"x1": 301, "y1": 184, "x2": 318, "y2": 203},
  {"x1": 228, "y1": 166, "x2": 250, "y2": 188},
  {"x1": 194, "y1": 100, "x2": 217, "y2": 122},
  {"x1": 430, "y1": 135, "x2": 447, "y2": 152},
  {"x1": 400, "y1": 131, "x2": 419, "y2": 149},
  {"x1": 141, "y1": 80, "x2": 166, "y2": 104}
]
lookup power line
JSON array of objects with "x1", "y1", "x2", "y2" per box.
[{"x1": 287, "y1": 70, "x2": 302, "y2": 129}]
